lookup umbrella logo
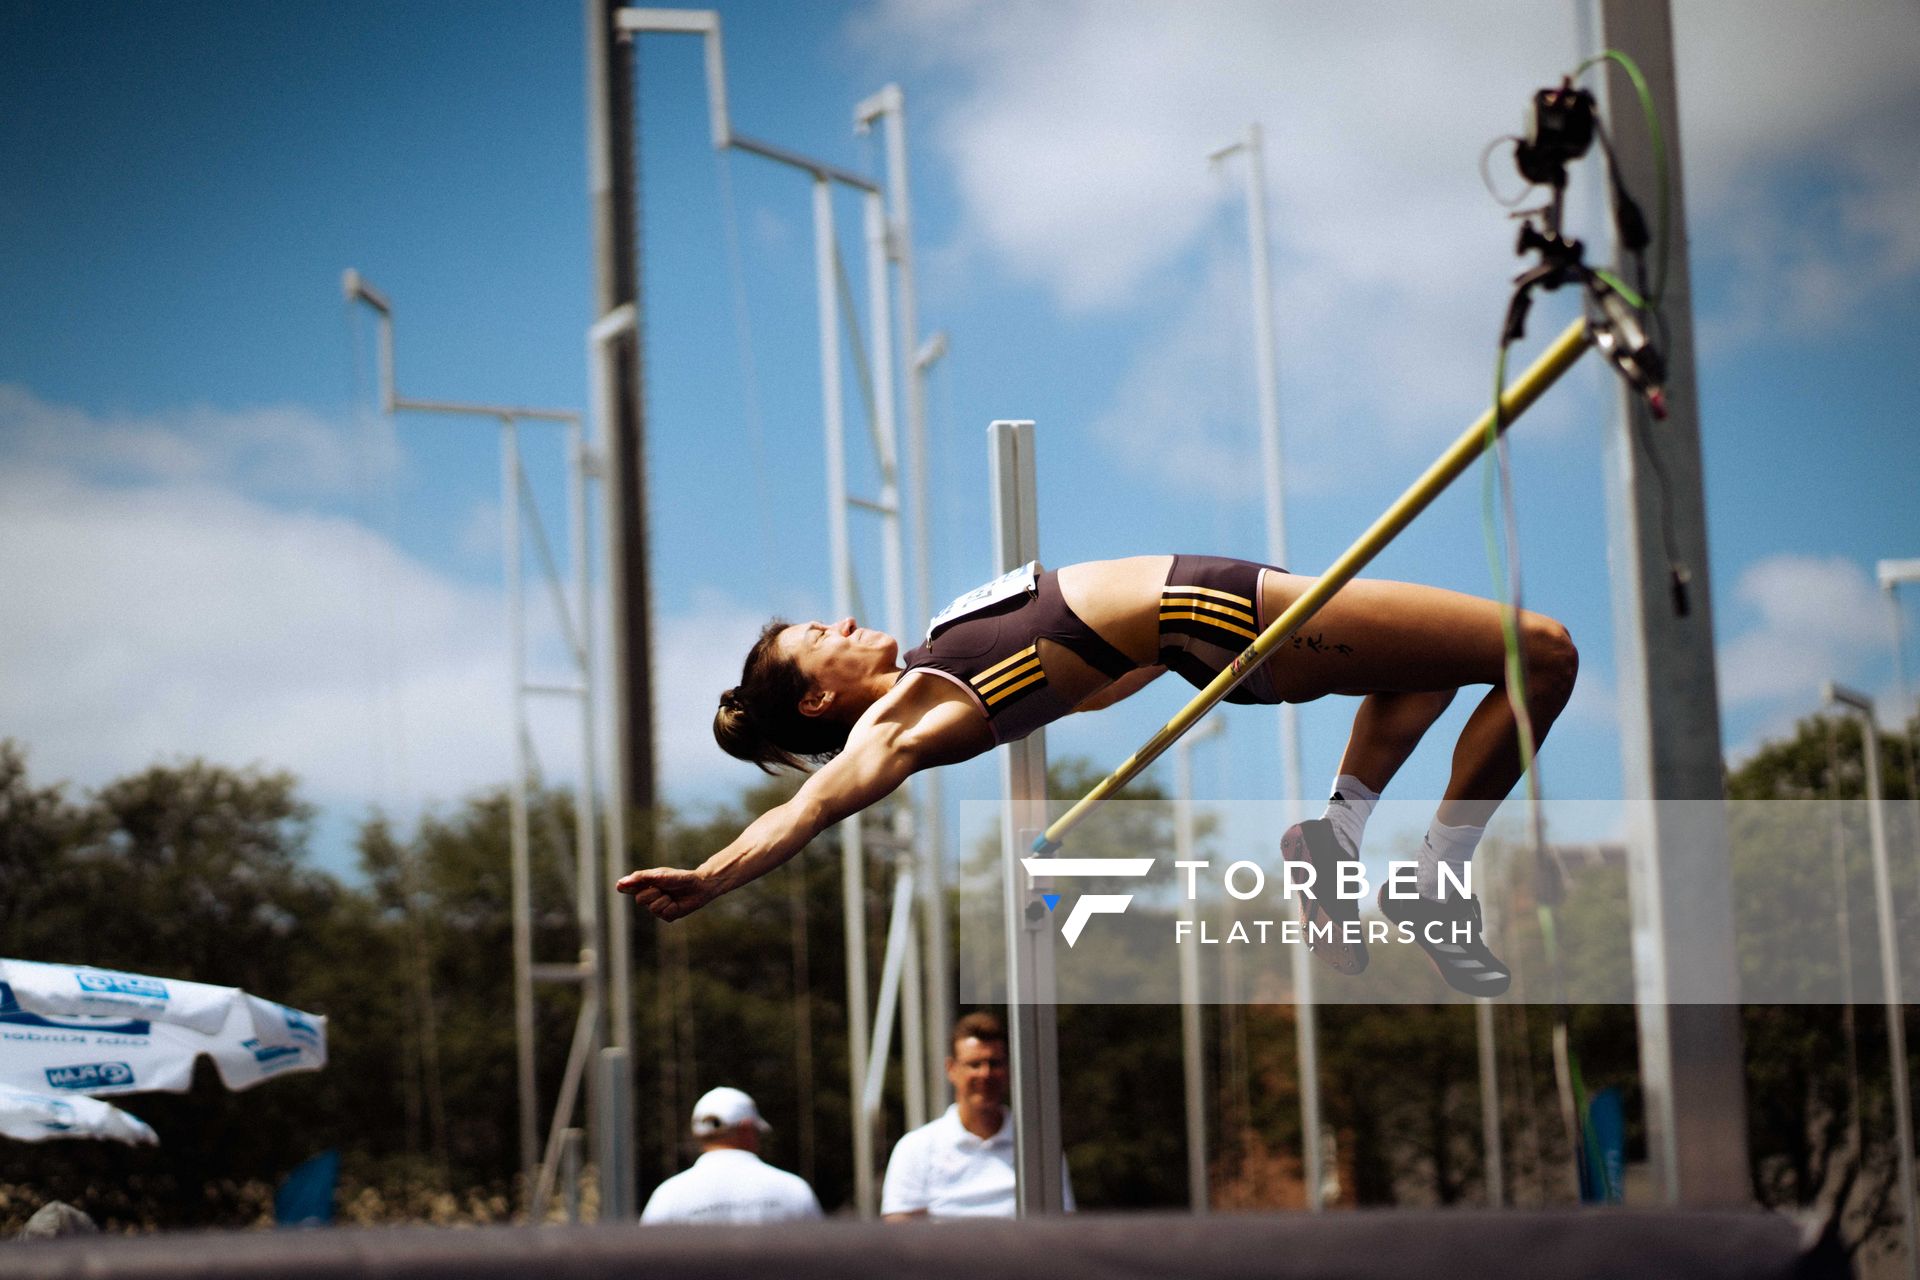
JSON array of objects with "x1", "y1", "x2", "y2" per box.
[
  {"x1": 45, "y1": 1062, "x2": 134, "y2": 1091},
  {"x1": 74, "y1": 971, "x2": 169, "y2": 1002}
]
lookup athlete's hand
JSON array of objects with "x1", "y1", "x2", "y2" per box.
[{"x1": 617, "y1": 867, "x2": 721, "y2": 922}]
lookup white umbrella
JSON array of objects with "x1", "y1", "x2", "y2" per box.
[
  {"x1": 0, "y1": 958, "x2": 327, "y2": 1099},
  {"x1": 0, "y1": 1085, "x2": 158, "y2": 1146}
]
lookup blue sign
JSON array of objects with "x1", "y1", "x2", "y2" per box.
[
  {"x1": 75, "y1": 971, "x2": 169, "y2": 1001},
  {"x1": 244, "y1": 1039, "x2": 302, "y2": 1067},
  {"x1": 45, "y1": 1062, "x2": 135, "y2": 1091}
]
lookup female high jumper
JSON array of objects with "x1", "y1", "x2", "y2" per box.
[{"x1": 617, "y1": 555, "x2": 1576, "y2": 995}]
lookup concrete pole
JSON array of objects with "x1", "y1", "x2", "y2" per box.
[{"x1": 1596, "y1": 0, "x2": 1749, "y2": 1205}]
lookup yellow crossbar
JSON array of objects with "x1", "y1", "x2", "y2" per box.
[{"x1": 1032, "y1": 317, "x2": 1594, "y2": 854}]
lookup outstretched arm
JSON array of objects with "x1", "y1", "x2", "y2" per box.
[{"x1": 618, "y1": 719, "x2": 920, "y2": 922}]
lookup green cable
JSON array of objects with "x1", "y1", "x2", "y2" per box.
[{"x1": 1573, "y1": 49, "x2": 1671, "y2": 304}]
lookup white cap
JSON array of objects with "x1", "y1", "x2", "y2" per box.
[{"x1": 690, "y1": 1086, "x2": 770, "y2": 1135}]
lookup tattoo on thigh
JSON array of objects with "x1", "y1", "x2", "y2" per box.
[{"x1": 1290, "y1": 632, "x2": 1355, "y2": 657}]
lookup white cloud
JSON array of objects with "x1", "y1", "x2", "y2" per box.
[
  {"x1": 0, "y1": 383, "x2": 399, "y2": 499},
  {"x1": 1716, "y1": 553, "x2": 1886, "y2": 708},
  {"x1": 0, "y1": 389, "x2": 800, "y2": 827},
  {"x1": 0, "y1": 460, "x2": 505, "y2": 810}
]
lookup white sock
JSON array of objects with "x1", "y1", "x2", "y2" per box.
[
  {"x1": 1321, "y1": 774, "x2": 1379, "y2": 857},
  {"x1": 1418, "y1": 817, "x2": 1485, "y2": 899}
]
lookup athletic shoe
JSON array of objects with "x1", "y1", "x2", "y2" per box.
[
  {"x1": 1374, "y1": 883, "x2": 1510, "y2": 997},
  {"x1": 1280, "y1": 819, "x2": 1367, "y2": 976}
]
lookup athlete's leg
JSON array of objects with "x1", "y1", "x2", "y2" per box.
[
  {"x1": 1258, "y1": 574, "x2": 1579, "y2": 812},
  {"x1": 1334, "y1": 690, "x2": 1458, "y2": 793}
]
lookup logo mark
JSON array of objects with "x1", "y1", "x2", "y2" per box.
[
  {"x1": 45, "y1": 1062, "x2": 135, "y2": 1091},
  {"x1": 75, "y1": 971, "x2": 169, "y2": 1002},
  {"x1": 1019, "y1": 857, "x2": 1154, "y2": 947}
]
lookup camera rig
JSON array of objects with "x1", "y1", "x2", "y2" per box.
[{"x1": 1503, "y1": 79, "x2": 1668, "y2": 419}]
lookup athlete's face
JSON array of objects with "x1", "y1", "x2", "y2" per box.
[{"x1": 780, "y1": 617, "x2": 899, "y2": 706}]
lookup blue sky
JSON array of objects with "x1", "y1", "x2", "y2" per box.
[{"x1": 3, "y1": 0, "x2": 1917, "y2": 880}]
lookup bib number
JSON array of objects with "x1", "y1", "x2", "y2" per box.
[{"x1": 925, "y1": 562, "x2": 1038, "y2": 642}]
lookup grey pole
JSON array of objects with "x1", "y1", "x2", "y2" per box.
[
  {"x1": 1595, "y1": 0, "x2": 1748, "y2": 1205},
  {"x1": 810, "y1": 175, "x2": 878, "y2": 1218},
  {"x1": 1878, "y1": 560, "x2": 1920, "y2": 807},
  {"x1": 1825, "y1": 683, "x2": 1919, "y2": 1280},
  {"x1": 504, "y1": 419, "x2": 540, "y2": 1186},
  {"x1": 586, "y1": 0, "x2": 648, "y2": 1211},
  {"x1": 862, "y1": 185, "x2": 927, "y2": 1131},
  {"x1": 1175, "y1": 717, "x2": 1224, "y2": 1214},
  {"x1": 615, "y1": 9, "x2": 903, "y2": 1214},
  {"x1": 1477, "y1": 999, "x2": 1504, "y2": 1207},
  {"x1": 1208, "y1": 122, "x2": 1324, "y2": 1211},
  {"x1": 991, "y1": 421, "x2": 1067, "y2": 1216}
]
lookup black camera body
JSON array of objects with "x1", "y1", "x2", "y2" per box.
[{"x1": 1514, "y1": 82, "x2": 1596, "y2": 188}]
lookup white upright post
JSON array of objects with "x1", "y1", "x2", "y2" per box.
[
  {"x1": 1826, "y1": 683, "x2": 1919, "y2": 1280},
  {"x1": 991, "y1": 420, "x2": 1066, "y2": 1216},
  {"x1": 1595, "y1": 0, "x2": 1748, "y2": 1205},
  {"x1": 1210, "y1": 121, "x2": 1323, "y2": 1210}
]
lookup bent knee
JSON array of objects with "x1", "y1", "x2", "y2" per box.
[{"x1": 1521, "y1": 614, "x2": 1579, "y2": 706}]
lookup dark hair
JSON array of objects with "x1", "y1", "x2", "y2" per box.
[
  {"x1": 949, "y1": 1010, "x2": 1007, "y2": 1059},
  {"x1": 714, "y1": 618, "x2": 853, "y2": 775}
]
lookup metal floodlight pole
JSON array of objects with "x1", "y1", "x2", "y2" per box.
[
  {"x1": 1878, "y1": 559, "x2": 1920, "y2": 807},
  {"x1": 1824, "y1": 682, "x2": 1919, "y2": 1280},
  {"x1": 1209, "y1": 119, "x2": 1324, "y2": 1214},
  {"x1": 1594, "y1": 0, "x2": 1748, "y2": 1205},
  {"x1": 617, "y1": 6, "x2": 908, "y2": 1216},
  {"x1": 861, "y1": 181, "x2": 925, "y2": 1130},
  {"x1": 858, "y1": 81, "x2": 954, "y2": 1116},
  {"x1": 343, "y1": 270, "x2": 608, "y2": 1214},
  {"x1": 1174, "y1": 716, "x2": 1224, "y2": 1215}
]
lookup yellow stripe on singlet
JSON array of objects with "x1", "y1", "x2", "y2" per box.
[
  {"x1": 1160, "y1": 594, "x2": 1255, "y2": 625},
  {"x1": 1162, "y1": 583, "x2": 1252, "y2": 607},
  {"x1": 1158, "y1": 610, "x2": 1257, "y2": 641},
  {"x1": 971, "y1": 644, "x2": 1039, "y2": 686},
  {"x1": 983, "y1": 668, "x2": 1046, "y2": 705},
  {"x1": 976, "y1": 655, "x2": 1043, "y2": 697}
]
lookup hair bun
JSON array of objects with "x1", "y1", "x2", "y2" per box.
[{"x1": 719, "y1": 687, "x2": 745, "y2": 715}]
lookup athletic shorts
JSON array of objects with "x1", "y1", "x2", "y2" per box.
[{"x1": 1157, "y1": 554, "x2": 1284, "y2": 705}]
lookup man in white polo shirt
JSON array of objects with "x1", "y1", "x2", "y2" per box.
[
  {"x1": 641, "y1": 1086, "x2": 823, "y2": 1225},
  {"x1": 881, "y1": 1011, "x2": 1075, "y2": 1220}
]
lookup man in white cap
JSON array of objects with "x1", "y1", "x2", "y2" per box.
[
  {"x1": 641, "y1": 1086, "x2": 823, "y2": 1225},
  {"x1": 882, "y1": 1011, "x2": 1075, "y2": 1220}
]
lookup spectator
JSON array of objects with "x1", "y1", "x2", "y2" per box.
[
  {"x1": 17, "y1": 1201, "x2": 98, "y2": 1240},
  {"x1": 641, "y1": 1087, "x2": 822, "y2": 1225},
  {"x1": 881, "y1": 1011, "x2": 1074, "y2": 1220}
]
